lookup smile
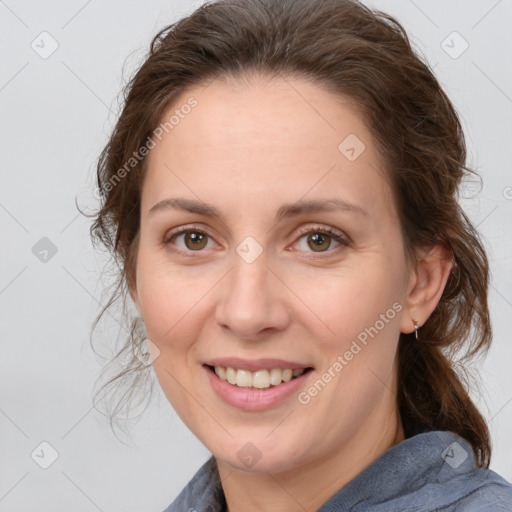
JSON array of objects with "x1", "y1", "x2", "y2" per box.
[
  {"x1": 203, "y1": 364, "x2": 314, "y2": 411},
  {"x1": 207, "y1": 365, "x2": 312, "y2": 389}
]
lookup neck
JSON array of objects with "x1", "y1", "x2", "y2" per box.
[{"x1": 217, "y1": 395, "x2": 405, "y2": 512}]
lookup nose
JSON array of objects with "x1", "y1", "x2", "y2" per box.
[{"x1": 214, "y1": 252, "x2": 291, "y2": 340}]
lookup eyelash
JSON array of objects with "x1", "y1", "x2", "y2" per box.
[{"x1": 163, "y1": 224, "x2": 351, "y2": 259}]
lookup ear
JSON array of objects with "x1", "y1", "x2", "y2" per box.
[{"x1": 400, "y1": 243, "x2": 453, "y2": 335}]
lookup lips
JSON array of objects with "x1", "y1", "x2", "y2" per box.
[
  {"x1": 204, "y1": 362, "x2": 314, "y2": 411},
  {"x1": 202, "y1": 357, "x2": 313, "y2": 372}
]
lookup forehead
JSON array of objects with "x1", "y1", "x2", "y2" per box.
[{"x1": 142, "y1": 75, "x2": 395, "y2": 223}]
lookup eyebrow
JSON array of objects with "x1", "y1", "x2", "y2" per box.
[{"x1": 148, "y1": 197, "x2": 368, "y2": 223}]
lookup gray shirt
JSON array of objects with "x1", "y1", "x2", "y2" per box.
[{"x1": 162, "y1": 430, "x2": 512, "y2": 511}]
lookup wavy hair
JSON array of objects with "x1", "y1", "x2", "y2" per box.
[{"x1": 84, "y1": 0, "x2": 492, "y2": 465}]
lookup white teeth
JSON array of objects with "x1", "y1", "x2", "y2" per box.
[
  {"x1": 252, "y1": 370, "x2": 270, "y2": 389},
  {"x1": 235, "y1": 369, "x2": 253, "y2": 387},
  {"x1": 225, "y1": 367, "x2": 237, "y2": 385},
  {"x1": 214, "y1": 366, "x2": 226, "y2": 380},
  {"x1": 282, "y1": 369, "x2": 293, "y2": 382},
  {"x1": 213, "y1": 366, "x2": 307, "y2": 389},
  {"x1": 269, "y1": 368, "x2": 282, "y2": 386}
]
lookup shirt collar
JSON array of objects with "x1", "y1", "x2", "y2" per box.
[{"x1": 167, "y1": 430, "x2": 493, "y2": 511}]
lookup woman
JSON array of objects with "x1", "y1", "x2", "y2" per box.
[{"x1": 88, "y1": 0, "x2": 512, "y2": 510}]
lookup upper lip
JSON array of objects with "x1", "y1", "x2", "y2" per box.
[{"x1": 203, "y1": 357, "x2": 313, "y2": 372}]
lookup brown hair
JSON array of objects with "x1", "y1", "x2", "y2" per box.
[{"x1": 85, "y1": 0, "x2": 492, "y2": 465}]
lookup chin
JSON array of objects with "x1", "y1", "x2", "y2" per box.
[{"x1": 209, "y1": 435, "x2": 306, "y2": 474}]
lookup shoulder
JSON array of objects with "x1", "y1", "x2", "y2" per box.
[
  {"x1": 436, "y1": 468, "x2": 512, "y2": 511},
  {"x1": 318, "y1": 430, "x2": 512, "y2": 512},
  {"x1": 161, "y1": 455, "x2": 225, "y2": 512},
  {"x1": 413, "y1": 431, "x2": 512, "y2": 511}
]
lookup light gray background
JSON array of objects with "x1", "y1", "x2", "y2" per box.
[{"x1": 1, "y1": 0, "x2": 511, "y2": 510}]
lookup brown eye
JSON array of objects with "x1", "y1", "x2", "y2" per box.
[
  {"x1": 164, "y1": 228, "x2": 213, "y2": 253},
  {"x1": 294, "y1": 227, "x2": 348, "y2": 254},
  {"x1": 183, "y1": 231, "x2": 208, "y2": 250},
  {"x1": 306, "y1": 232, "x2": 333, "y2": 252}
]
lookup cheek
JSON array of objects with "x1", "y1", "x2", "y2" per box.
[
  {"x1": 298, "y1": 260, "x2": 401, "y2": 336},
  {"x1": 302, "y1": 267, "x2": 402, "y2": 421},
  {"x1": 136, "y1": 258, "x2": 209, "y2": 423},
  {"x1": 135, "y1": 251, "x2": 204, "y2": 353},
  {"x1": 297, "y1": 263, "x2": 404, "y2": 398}
]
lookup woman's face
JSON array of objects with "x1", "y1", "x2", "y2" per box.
[{"x1": 131, "y1": 75, "x2": 415, "y2": 473}]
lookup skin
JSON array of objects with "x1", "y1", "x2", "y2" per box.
[{"x1": 130, "y1": 74, "x2": 452, "y2": 512}]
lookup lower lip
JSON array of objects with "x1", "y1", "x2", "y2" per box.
[{"x1": 204, "y1": 365, "x2": 313, "y2": 411}]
